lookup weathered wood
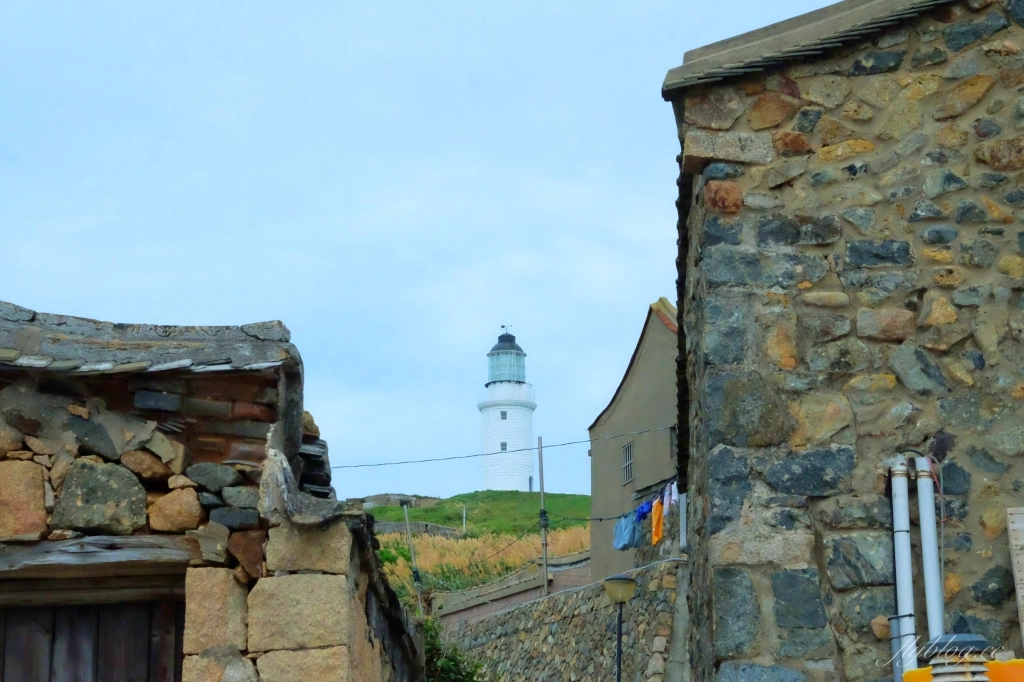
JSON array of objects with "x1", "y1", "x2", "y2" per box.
[
  {"x1": 98, "y1": 603, "x2": 150, "y2": 682},
  {"x1": 174, "y1": 604, "x2": 184, "y2": 682},
  {"x1": 0, "y1": 536, "x2": 200, "y2": 580},
  {"x1": 0, "y1": 574, "x2": 184, "y2": 607},
  {"x1": 4, "y1": 606, "x2": 53, "y2": 682},
  {"x1": 148, "y1": 602, "x2": 177, "y2": 682},
  {"x1": 52, "y1": 605, "x2": 98, "y2": 682},
  {"x1": 0, "y1": 608, "x2": 6, "y2": 682}
]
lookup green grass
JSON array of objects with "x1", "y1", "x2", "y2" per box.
[{"x1": 369, "y1": 490, "x2": 591, "y2": 537}]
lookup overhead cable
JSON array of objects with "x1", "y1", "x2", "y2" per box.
[{"x1": 331, "y1": 425, "x2": 674, "y2": 470}]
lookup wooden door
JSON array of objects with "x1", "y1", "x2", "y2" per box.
[{"x1": 0, "y1": 602, "x2": 183, "y2": 682}]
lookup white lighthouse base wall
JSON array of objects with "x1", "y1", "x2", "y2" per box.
[{"x1": 478, "y1": 382, "x2": 535, "y2": 492}]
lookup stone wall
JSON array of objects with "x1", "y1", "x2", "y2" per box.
[
  {"x1": 0, "y1": 378, "x2": 422, "y2": 681},
  {"x1": 436, "y1": 554, "x2": 592, "y2": 628},
  {"x1": 374, "y1": 520, "x2": 461, "y2": 538},
  {"x1": 460, "y1": 560, "x2": 686, "y2": 682},
  {"x1": 673, "y1": 2, "x2": 1024, "y2": 680},
  {"x1": 183, "y1": 513, "x2": 422, "y2": 682}
]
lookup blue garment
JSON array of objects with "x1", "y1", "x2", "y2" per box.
[
  {"x1": 635, "y1": 500, "x2": 653, "y2": 522},
  {"x1": 612, "y1": 515, "x2": 643, "y2": 550}
]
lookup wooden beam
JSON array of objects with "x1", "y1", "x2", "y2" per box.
[
  {"x1": 0, "y1": 536, "x2": 200, "y2": 580},
  {"x1": 0, "y1": 576, "x2": 185, "y2": 607}
]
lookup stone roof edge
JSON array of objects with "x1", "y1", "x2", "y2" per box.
[
  {"x1": 0, "y1": 299, "x2": 292, "y2": 344},
  {"x1": 662, "y1": 0, "x2": 957, "y2": 97},
  {"x1": 0, "y1": 299, "x2": 301, "y2": 374}
]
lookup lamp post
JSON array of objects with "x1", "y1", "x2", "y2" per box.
[{"x1": 603, "y1": 573, "x2": 637, "y2": 682}]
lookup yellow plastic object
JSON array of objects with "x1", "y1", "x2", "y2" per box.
[
  {"x1": 987, "y1": 659, "x2": 1024, "y2": 681},
  {"x1": 902, "y1": 668, "x2": 932, "y2": 682}
]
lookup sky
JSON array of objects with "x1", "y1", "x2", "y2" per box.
[{"x1": 0, "y1": 0, "x2": 834, "y2": 499}]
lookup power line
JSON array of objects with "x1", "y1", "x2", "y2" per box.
[
  {"x1": 331, "y1": 425, "x2": 674, "y2": 470},
  {"x1": 459, "y1": 522, "x2": 540, "y2": 572}
]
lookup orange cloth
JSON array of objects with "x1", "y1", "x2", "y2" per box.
[
  {"x1": 988, "y1": 660, "x2": 1024, "y2": 682},
  {"x1": 652, "y1": 498, "x2": 664, "y2": 545},
  {"x1": 903, "y1": 660, "x2": 1024, "y2": 682}
]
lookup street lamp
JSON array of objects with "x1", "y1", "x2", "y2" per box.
[{"x1": 603, "y1": 574, "x2": 637, "y2": 682}]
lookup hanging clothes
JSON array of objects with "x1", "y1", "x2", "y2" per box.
[
  {"x1": 662, "y1": 485, "x2": 672, "y2": 517},
  {"x1": 652, "y1": 497, "x2": 664, "y2": 544},
  {"x1": 670, "y1": 482, "x2": 680, "y2": 507},
  {"x1": 635, "y1": 500, "x2": 653, "y2": 522},
  {"x1": 613, "y1": 514, "x2": 643, "y2": 550}
]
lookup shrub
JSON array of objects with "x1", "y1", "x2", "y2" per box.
[{"x1": 423, "y1": 618, "x2": 484, "y2": 682}]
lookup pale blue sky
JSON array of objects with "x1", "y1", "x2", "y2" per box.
[{"x1": 0, "y1": 1, "x2": 832, "y2": 498}]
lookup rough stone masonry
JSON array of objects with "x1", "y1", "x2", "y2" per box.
[
  {"x1": 0, "y1": 302, "x2": 422, "y2": 682},
  {"x1": 665, "y1": 1, "x2": 1024, "y2": 681}
]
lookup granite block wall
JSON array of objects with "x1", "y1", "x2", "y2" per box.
[
  {"x1": 460, "y1": 561, "x2": 686, "y2": 682},
  {"x1": 673, "y1": 2, "x2": 1024, "y2": 680}
]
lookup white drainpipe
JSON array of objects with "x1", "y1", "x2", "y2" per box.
[
  {"x1": 888, "y1": 616, "x2": 903, "y2": 682},
  {"x1": 915, "y1": 456, "x2": 944, "y2": 643},
  {"x1": 891, "y1": 462, "x2": 918, "y2": 676}
]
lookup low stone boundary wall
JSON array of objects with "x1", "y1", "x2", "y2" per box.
[
  {"x1": 458, "y1": 560, "x2": 686, "y2": 682},
  {"x1": 374, "y1": 520, "x2": 461, "y2": 538}
]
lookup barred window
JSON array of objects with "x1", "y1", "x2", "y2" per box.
[
  {"x1": 500, "y1": 411, "x2": 507, "y2": 420},
  {"x1": 622, "y1": 442, "x2": 634, "y2": 485},
  {"x1": 500, "y1": 442, "x2": 507, "y2": 452}
]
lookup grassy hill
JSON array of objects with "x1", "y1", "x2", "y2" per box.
[{"x1": 368, "y1": 490, "x2": 590, "y2": 537}]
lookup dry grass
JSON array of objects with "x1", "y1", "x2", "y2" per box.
[{"x1": 378, "y1": 525, "x2": 590, "y2": 603}]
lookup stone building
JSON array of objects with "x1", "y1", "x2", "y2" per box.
[
  {"x1": 589, "y1": 297, "x2": 680, "y2": 581},
  {"x1": 662, "y1": 0, "x2": 1024, "y2": 680},
  {"x1": 0, "y1": 300, "x2": 421, "y2": 681}
]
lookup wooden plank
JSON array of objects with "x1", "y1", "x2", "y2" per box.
[
  {"x1": 52, "y1": 605, "x2": 98, "y2": 682},
  {"x1": 0, "y1": 608, "x2": 6, "y2": 682},
  {"x1": 97, "y1": 604, "x2": 150, "y2": 682},
  {"x1": 0, "y1": 588, "x2": 184, "y2": 609},
  {"x1": 0, "y1": 537, "x2": 200, "y2": 580},
  {"x1": 174, "y1": 604, "x2": 184, "y2": 682},
  {"x1": 4, "y1": 606, "x2": 54, "y2": 682},
  {"x1": 1007, "y1": 507, "x2": 1024, "y2": 652},
  {"x1": 0, "y1": 576, "x2": 185, "y2": 607},
  {"x1": 148, "y1": 603, "x2": 177, "y2": 682}
]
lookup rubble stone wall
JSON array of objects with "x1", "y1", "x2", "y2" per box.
[
  {"x1": 182, "y1": 516, "x2": 421, "y2": 682},
  {"x1": 674, "y1": 2, "x2": 1024, "y2": 680},
  {"x1": 0, "y1": 379, "x2": 420, "y2": 681},
  {"x1": 373, "y1": 521, "x2": 461, "y2": 538},
  {"x1": 460, "y1": 561, "x2": 685, "y2": 682}
]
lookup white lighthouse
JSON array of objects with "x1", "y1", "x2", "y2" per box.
[{"x1": 478, "y1": 330, "x2": 536, "y2": 491}]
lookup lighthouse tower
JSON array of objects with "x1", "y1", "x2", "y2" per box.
[{"x1": 478, "y1": 330, "x2": 536, "y2": 491}]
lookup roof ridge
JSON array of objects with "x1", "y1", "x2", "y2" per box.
[{"x1": 651, "y1": 297, "x2": 678, "y2": 334}]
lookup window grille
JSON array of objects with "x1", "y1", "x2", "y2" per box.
[
  {"x1": 500, "y1": 442, "x2": 507, "y2": 452},
  {"x1": 622, "y1": 442, "x2": 634, "y2": 485},
  {"x1": 500, "y1": 411, "x2": 507, "y2": 420}
]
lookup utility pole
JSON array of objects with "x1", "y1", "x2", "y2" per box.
[
  {"x1": 538, "y1": 435, "x2": 549, "y2": 597},
  {"x1": 401, "y1": 500, "x2": 424, "y2": 618},
  {"x1": 462, "y1": 504, "x2": 467, "y2": 533}
]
